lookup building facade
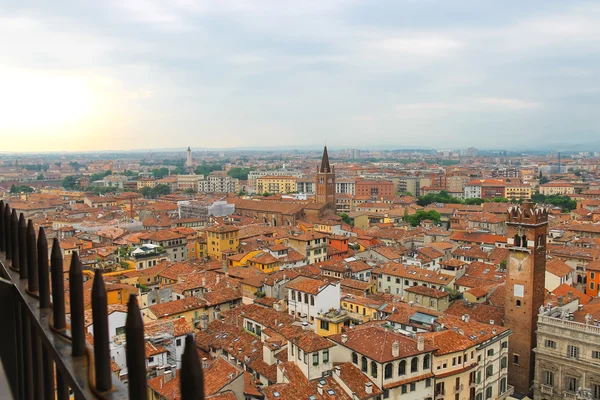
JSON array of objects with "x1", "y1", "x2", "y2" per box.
[{"x1": 316, "y1": 146, "x2": 336, "y2": 205}]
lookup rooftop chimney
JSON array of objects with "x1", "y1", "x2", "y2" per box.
[
  {"x1": 489, "y1": 319, "x2": 494, "y2": 325},
  {"x1": 568, "y1": 291, "x2": 574, "y2": 301},
  {"x1": 202, "y1": 357, "x2": 208, "y2": 368},
  {"x1": 317, "y1": 384, "x2": 324, "y2": 395},
  {"x1": 365, "y1": 382, "x2": 373, "y2": 394},
  {"x1": 417, "y1": 336, "x2": 424, "y2": 351},
  {"x1": 341, "y1": 334, "x2": 348, "y2": 344},
  {"x1": 334, "y1": 366, "x2": 341, "y2": 376},
  {"x1": 392, "y1": 341, "x2": 400, "y2": 357},
  {"x1": 557, "y1": 296, "x2": 564, "y2": 306}
]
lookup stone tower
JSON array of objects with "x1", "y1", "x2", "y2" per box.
[
  {"x1": 315, "y1": 146, "x2": 335, "y2": 205},
  {"x1": 504, "y1": 200, "x2": 548, "y2": 396},
  {"x1": 186, "y1": 147, "x2": 192, "y2": 168}
]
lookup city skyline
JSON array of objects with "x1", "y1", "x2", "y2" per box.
[{"x1": 2, "y1": 1, "x2": 600, "y2": 152}]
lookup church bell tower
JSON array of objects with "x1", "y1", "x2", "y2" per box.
[
  {"x1": 316, "y1": 146, "x2": 335, "y2": 205},
  {"x1": 504, "y1": 200, "x2": 548, "y2": 396}
]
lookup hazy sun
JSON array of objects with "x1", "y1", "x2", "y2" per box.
[{"x1": 0, "y1": 68, "x2": 93, "y2": 130}]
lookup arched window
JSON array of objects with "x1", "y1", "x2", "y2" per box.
[
  {"x1": 423, "y1": 354, "x2": 430, "y2": 370},
  {"x1": 385, "y1": 363, "x2": 393, "y2": 379},
  {"x1": 352, "y1": 352, "x2": 358, "y2": 364},
  {"x1": 398, "y1": 360, "x2": 406, "y2": 376},
  {"x1": 371, "y1": 361, "x2": 378, "y2": 378},
  {"x1": 361, "y1": 356, "x2": 367, "y2": 373},
  {"x1": 522, "y1": 235, "x2": 527, "y2": 247},
  {"x1": 411, "y1": 357, "x2": 419, "y2": 373},
  {"x1": 514, "y1": 234, "x2": 521, "y2": 247},
  {"x1": 516, "y1": 300, "x2": 521, "y2": 307}
]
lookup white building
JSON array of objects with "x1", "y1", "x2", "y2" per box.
[{"x1": 287, "y1": 277, "x2": 341, "y2": 325}]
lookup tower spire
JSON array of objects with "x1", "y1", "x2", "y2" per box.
[{"x1": 320, "y1": 146, "x2": 331, "y2": 173}]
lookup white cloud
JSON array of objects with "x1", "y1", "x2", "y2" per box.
[
  {"x1": 478, "y1": 97, "x2": 541, "y2": 110},
  {"x1": 375, "y1": 37, "x2": 463, "y2": 56}
]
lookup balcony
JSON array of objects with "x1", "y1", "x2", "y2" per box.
[
  {"x1": 0, "y1": 200, "x2": 205, "y2": 399},
  {"x1": 435, "y1": 390, "x2": 446, "y2": 399},
  {"x1": 540, "y1": 384, "x2": 553, "y2": 396},
  {"x1": 453, "y1": 384, "x2": 464, "y2": 393},
  {"x1": 498, "y1": 385, "x2": 514, "y2": 400},
  {"x1": 564, "y1": 392, "x2": 578, "y2": 400}
]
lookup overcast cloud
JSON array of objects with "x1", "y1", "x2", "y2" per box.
[{"x1": 1, "y1": 1, "x2": 600, "y2": 151}]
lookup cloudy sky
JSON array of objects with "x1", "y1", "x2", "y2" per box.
[{"x1": 2, "y1": 0, "x2": 600, "y2": 152}]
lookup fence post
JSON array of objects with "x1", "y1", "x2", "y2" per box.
[
  {"x1": 69, "y1": 252, "x2": 85, "y2": 357},
  {"x1": 125, "y1": 294, "x2": 148, "y2": 400},
  {"x1": 91, "y1": 269, "x2": 112, "y2": 392},
  {"x1": 181, "y1": 334, "x2": 204, "y2": 400}
]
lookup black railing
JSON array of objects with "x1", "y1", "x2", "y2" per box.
[{"x1": 0, "y1": 199, "x2": 205, "y2": 400}]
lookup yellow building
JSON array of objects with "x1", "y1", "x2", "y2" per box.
[
  {"x1": 136, "y1": 178, "x2": 157, "y2": 189},
  {"x1": 504, "y1": 183, "x2": 532, "y2": 200},
  {"x1": 316, "y1": 310, "x2": 350, "y2": 336},
  {"x1": 227, "y1": 250, "x2": 263, "y2": 268},
  {"x1": 247, "y1": 251, "x2": 280, "y2": 274},
  {"x1": 255, "y1": 176, "x2": 297, "y2": 194},
  {"x1": 340, "y1": 297, "x2": 380, "y2": 323},
  {"x1": 144, "y1": 297, "x2": 206, "y2": 327},
  {"x1": 539, "y1": 182, "x2": 575, "y2": 196},
  {"x1": 206, "y1": 225, "x2": 240, "y2": 260}
]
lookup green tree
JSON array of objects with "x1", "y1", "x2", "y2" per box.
[
  {"x1": 417, "y1": 191, "x2": 463, "y2": 206},
  {"x1": 10, "y1": 185, "x2": 34, "y2": 194},
  {"x1": 184, "y1": 188, "x2": 196, "y2": 194},
  {"x1": 36, "y1": 174, "x2": 45, "y2": 180},
  {"x1": 69, "y1": 161, "x2": 83, "y2": 171},
  {"x1": 194, "y1": 163, "x2": 222, "y2": 176},
  {"x1": 227, "y1": 167, "x2": 253, "y2": 180},
  {"x1": 61, "y1": 175, "x2": 79, "y2": 190},
  {"x1": 464, "y1": 198, "x2": 485, "y2": 205},
  {"x1": 172, "y1": 166, "x2": 185, "y2": 175},
  {"x1": 490, "y1": 197, "x2": 509, "y2": 203},
  {"x1": 151, "y1": 168, "x2": 170, "y2": 179},
  {"x1": 406, "y1": 210, "x2": 441, "y2": 227},
  {"x1": 153, "y1": 184, "x2": 171, "y2": 197},
  {"x1": 139, "y1": 187, "x2": 153, "y2": 198},
  {"x1": 339, "y1": 213, "x2": 352, "y2": 226},
  {"x1": 90, "y1": 170, "x2": 111, "y2": 182},
  {"x1": 539, "y1": 172, "x2": 549, "y2": 184}
]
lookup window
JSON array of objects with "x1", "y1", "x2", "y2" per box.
[
  {"x1": 452, "y1": 357, "x2": 456, "y2": 366},
  {"x1": 513, "y1": 354, "x2": 519, "y2": 365},
  {"x1": 176, "y1": 338, "x2": 182, "y2": 346},
  {"x1": 486, "y1": 365, "x2": 493, "y2": 378},
  {"x1": 361, "y1": 356, "x2": 367, "y2": 373},
  {"x1": 477, "y1": 371, "x2": 481, "y2": 384},
  {"x1": 567, "y1": 345, "x2": 579, "y2": 359},
  {"x1": 401, "y1": 385, "x2": 407, "y2": 394},
  {"x1": 385, "y1": 363, "x2": 393, "y2": 379},
  {"x1": 410, "y1": 383, "x2": 416, "y2": 392},
  {"x1": 396, "y1": 278, "x2": 400, "y2": 284},
  {"x1": 545, "y1": 340, "x2": 556, "y2": 349},
  {"x1": 592, "y1": 384, "x2": 600, "y2": 400},
  {"x1": 387, "y1": 276, "x2": 391, "y2": 282},
  {"x1": 592, "y1": 350, "x2": 600, "y2": 359},
  {"x1": 320, "y1": 320, "x2": 330, "y2": 331},
  {"x1": 566, "y1": 377, "x2": 578, "y2": 393},
  {"x1": 592, "y1": 272, "x2": 596, "y2": 279},
  {"x1": 501, "y1": 357, "x2": 507, "y2": 369},
  {"x1": 304, "y1": 352, "x2": 307, "y2": 364},
  {"x1": 487, "y1": 349, "x2": 494, "y2": 357},
  {"x1": 323, "y1": 350, "x2": 329, "y2": 363},
  {"x1": 423, "y1": 354, "x2": 430, "y2": 369},
  {"x1": 298, "y1": 349, "x2": 301, "y2": 361},
  {"x1": 411, "y1": 357, "x2": 418, "y2": 373},
  {"x1": 592, "y1": 282, "x2": 596, "y2": 290},
  {"x1": 485, "y1": 386, "x2": 493, "y2": 399},
  {"x1": 544, "y1": 370, "x2": 554, "y2": 386},
  {"x1": 313, "y1": 353, "x2": 319, "y2": 366},
  {"x1": 371, "y1": 361, "x2": 378, "y2": 378},
  {"x1": 149, "y1": 356, "x2": 154, "y2": 362},
  {"x1": 398, "y1": 360, "x2": 406, "y2": 376},
  {"x1": 383, "y1": 389, "x2": 389, "y2": 399},
  {"x1": 310, "y1": 296, "x2": 314, "y2": 306},
  {"x1": 291, "y1": 345, "x2": 294, "y2": 356},
  {"x1": 516, "y1": 300, "x2": 521, "y2": 307},
  {"x1": 476, "y1": 394, "x2": 482, "y2": 400},
  {"x1": 352, "y1": 352, "x2": 358, "y2": 365},
  {"x1": 425, "y1": 378, "x2": 431, "y2": 388}
]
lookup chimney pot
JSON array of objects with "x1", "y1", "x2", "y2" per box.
[
  {"x1": 317, "y1": 384, "x2": 324, "y2": 395},
  {"x1": 334, "y1": 366, "x2": 341, "y2": 376},
  {"x1": 365, "y1": 382, "x2": 373, "y2": 394},
  {"x1": 341, "y1": 334, "x2": 348, "y2": 343},
  {"x1": 417, "y1": 336, "x2": 425, "y2": 351}
]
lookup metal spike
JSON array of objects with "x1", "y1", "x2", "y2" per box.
[
  {"x1": 91, "y1": 269, "x2": 112, "y2": 392},
  {"x1": 11, "y1": 209, "x2": 19, "y2": 269},
  {"x1": 181, "y1": 334, "x2": 204, "y2": 400},
  {"x1": 125, "y1": 294, "x2": 147, "y2": 400},
  {"x1": 18, "y1": 213, "x2": 27, "y2": 279},
  {"x1": 4, "y1": 204, "x2": 11, "y2": 259},
  {"x1": 26, "y1": 220, "x2": 38, "y2": 292},
  {"x1": 0, "y1": 200, "x2": 5, "y2": 252},
  {"x1": 38, "y1": 227, "x2": 51, "y2": 308},
  {"x1": 68, "y1": 252, "x2": 85, "y2": 357},
  {"x1": 51, "y1": 238, "x2": 66, "y2": 330}
]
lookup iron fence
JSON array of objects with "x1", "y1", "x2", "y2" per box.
[{"x1": 0, "y1": 199, "x2": 204, "y2": 400}]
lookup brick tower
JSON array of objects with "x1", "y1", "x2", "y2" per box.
[
  {"x1": 504, "y1": 200, "x2": 547, "y2": 396},
  {"x1": 316, "y1": 146, "x2": 335, "y2": 205}
]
